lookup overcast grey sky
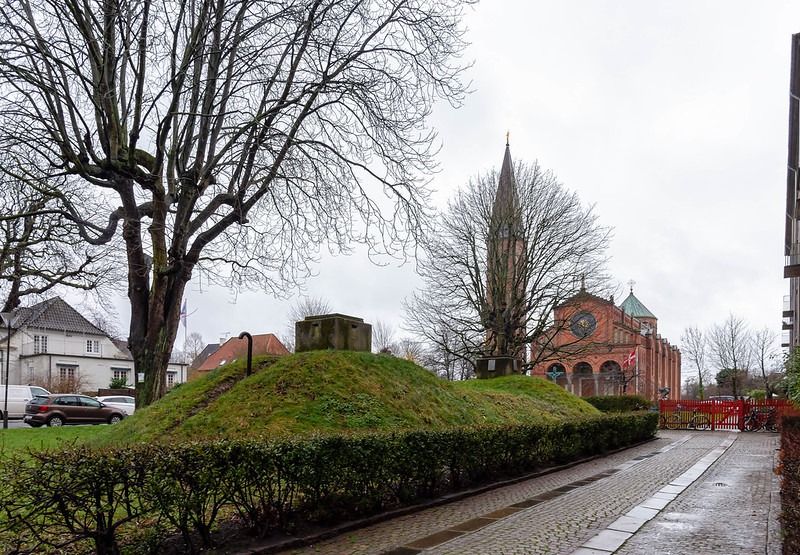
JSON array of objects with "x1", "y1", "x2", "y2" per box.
[{"x1": 155, "y1": 1, "x2": 800, "y2": 353}]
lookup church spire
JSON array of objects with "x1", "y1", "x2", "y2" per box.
[{"x1": 491, "y1": 137, "x2": 519, "y2": 237}]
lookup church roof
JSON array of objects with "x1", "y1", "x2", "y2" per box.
[
  {"x1": 619, "y1": 290, "x2": 656, "y2": 319},
  {"x1": 490, "y1": 141, "x2": 520, "y2": 234}
]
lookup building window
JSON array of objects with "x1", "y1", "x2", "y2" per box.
[
  {"x1": 34, "y1": 335, "x2": 48, "y2": 354},
  {"x1": 86, "y1": 339, "x2": 100, "y2": 354},
  {"x1": 167, "y1": 372, "x2": 175, "y2": 388},
  {"x1": 59, "y1": 366, "x2": 76, "y2": 381},
  {"x1": 111, "y1": 368, "x2": 130, "y2": 382}
]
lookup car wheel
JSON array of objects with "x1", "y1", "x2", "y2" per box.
[
  {"x1": 108, "y1": 414, "x2": 122, "y2": 424},
  {"x1": 47, "y1": 415, "x2": 64, "y2": 427}
]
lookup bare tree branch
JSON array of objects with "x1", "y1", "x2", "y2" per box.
[
  {"x1": 404, "y1": 157, "x2": 612, "y2": 371},
  {"x1": 0, "y1": 0, "x2": 474, "y2": 404}
]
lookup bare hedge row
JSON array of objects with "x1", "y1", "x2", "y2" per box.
[{"x1": 0, "y1": 412, "x2": 658, "y2": 555}]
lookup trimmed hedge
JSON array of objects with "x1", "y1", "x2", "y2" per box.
[
  {"x1": 781, "y1": 416, "x2": 800, "y2": 555},
  {"x1": 0, "y1": 412, "x2": 657, "y2": 554},
  {"x1": 583, "y1": 395, "x2": 650, "y2": 413}
]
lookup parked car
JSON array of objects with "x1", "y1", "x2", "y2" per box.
[
  {"x1": 0, "y1": 385, "x2": 51, "y2": 419},
  {"x1": 95, "y1": 395, "x2": 136, "y2": 415},
  {"x1": 24, "y1": 394, "x2": 125, "y2": 427}
]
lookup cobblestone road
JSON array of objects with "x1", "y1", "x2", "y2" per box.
[{"x1": 271, "y1": 431, "x2": 780, "y2": 555}]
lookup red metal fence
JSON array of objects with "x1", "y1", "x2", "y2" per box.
[{"x1": 659, "y1": 399, "x2": 798, "y2": 431}]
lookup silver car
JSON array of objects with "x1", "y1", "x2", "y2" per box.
[{"x1": 95, "y1": 395, "x2": 136, "y2": 415}]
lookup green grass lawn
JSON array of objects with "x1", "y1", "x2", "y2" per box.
[
  {"x1": 0, "y1": 425, "x2": 107, "y2": 459},
  {"x1": 88, "y1": 350, "x2": 599, "y2": 446},
  {"x1": 0, "y1": 351, "x2": 601, "y2": 455}
]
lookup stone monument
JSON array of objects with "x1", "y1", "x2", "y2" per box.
[{"x1": 295, "y1": 313, "x2": 372, "y2": 353}]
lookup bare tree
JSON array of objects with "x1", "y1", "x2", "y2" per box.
[
  {"x1": 0, "y1": 0, "x2": 473, "y2": 405},
  {"x1": 283, "y1": 296, "x2": 333, "y2": 352},
  {"x1": 681, "y1": 326, "x2": 709, "y2": 400},
  {"x1": 0, "y1": 164, "x2": 122, "y2": 312},
  {"x1": 419, "y1": 324, "x2": 474, "y2": 380},
  {"x1": 709, "y1": 313, "x2": 752, "y2": 398},
  {"x1": 600, "y1": 362, "x2": 640, "y2": 395},
  {"x1": 404, "y1": 157, "x2": 611, "y2": 370},
  {"x1": 372, "y1": 319, "x2": 396, "y2": 354},
  {"x1": 83, "y1": 303, "x2": 125, "y2": 341},
  {"x1": 32, "y1": 368, "x2": 91, "y2": 395},
  {"x1": 395, "y1": 337, "x2": 425, "y2": 364},
  {"x1": 183, "y1": 332, "x2": 206, "y2": 365},
  {"x1": 751, "y1": 326, "x2": 779, "y2": 398}
]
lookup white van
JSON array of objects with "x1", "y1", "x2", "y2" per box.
[{"x1": 0, "y1": 385, "x2": 51, "y2": 419}]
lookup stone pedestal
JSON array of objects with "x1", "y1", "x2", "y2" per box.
[{"x1": 475, "y1": 356, "x2": 523, "y2": 379}]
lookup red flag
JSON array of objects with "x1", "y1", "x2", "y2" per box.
[{"x1": 623, "y1": 349, "x2": 636, "y2": 368}]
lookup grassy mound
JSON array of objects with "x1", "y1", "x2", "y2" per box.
[{"x1": 97, "y1": 351, "x2": 599, "y2": 444}]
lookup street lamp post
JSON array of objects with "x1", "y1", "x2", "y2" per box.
[{"x1": 0, "y1": 312, "x2": 14, "y2": 430}]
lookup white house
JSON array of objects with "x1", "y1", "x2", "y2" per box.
[{"x1": 0, "y1": 297, "x2": 187, "y2": 393}]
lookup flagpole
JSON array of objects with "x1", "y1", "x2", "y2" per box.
[
  {"x1": 181, "y1": 299, "x2": 188, "y2": 364},
  {"x1": 634, "y1": 344, "x2": 639, "y2": 395}
]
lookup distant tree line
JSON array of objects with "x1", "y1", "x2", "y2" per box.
[{"x1": 681, "y1": 313, "x2": 783, "y2": 400}]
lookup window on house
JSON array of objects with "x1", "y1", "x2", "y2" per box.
[
  {"x1": 111, "y1": 368, "x2": 129, "y2": 382},
  {"x1": 86, "y1": 339, "x2": 100, "y2": 354},
  {"x1": 59, "y1": 366, "x2": 76, "y2": 381},
  {"x1": 34, "y1": 335, "x2": 48, "y2": 354},
  {"x1": 167, "y1": 372, "x2": 175, "y2": 388}
]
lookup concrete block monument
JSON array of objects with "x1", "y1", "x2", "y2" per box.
[{"x1": 295, "y1": 313, "x2": 372, "y2": 353}]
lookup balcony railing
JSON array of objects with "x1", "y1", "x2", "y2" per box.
[{"x1": 786, "y1": 244, "x2": 800, "y2": 277}]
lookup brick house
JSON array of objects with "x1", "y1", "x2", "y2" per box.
[{"x1": 189, "y1": 333, "x2": 289, "y2": 381}]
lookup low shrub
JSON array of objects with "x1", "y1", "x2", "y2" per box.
[
  {"x1": 0, "y1": 412, "x2": 657, "y2": 554},
  {"x1": 583, "y1": 395, "x2": 650, "y2": 413}
]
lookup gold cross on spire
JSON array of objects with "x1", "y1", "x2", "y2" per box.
[
  {"x1": 628, "y1": 279, "x2": 636, "y2": 293},
  {"x1": 506, "y1": 131, "x2": 510, "y2": 145}
]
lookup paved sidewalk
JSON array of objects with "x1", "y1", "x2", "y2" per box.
[{"x1": 271, "y1": 430, "x2": 781, "y2": 555}]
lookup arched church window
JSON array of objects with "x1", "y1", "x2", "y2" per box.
[{"x1": 573, "y1": 362, "x2": 592, "y2": 374}]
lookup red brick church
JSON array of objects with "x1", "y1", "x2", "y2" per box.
[{"x1": 529, "y1": 283, "x2": 681, "y2": 401}]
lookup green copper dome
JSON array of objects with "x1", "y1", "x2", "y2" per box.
[{"x1": 620, "y1": 290, "x2": 656, "y2": 319}]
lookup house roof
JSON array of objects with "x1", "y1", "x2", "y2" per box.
[
  {"x1": 13, "y1": 297, "x2": 106, "y2": 335},
  {"x1": 111, "y1": 338, "x2": 132, "y2": 358},
  {"x1": 190, "y1": 343, "x2": 220, "y2": 370},
  {"x1": 197, "y1": 334, "x2": 289, "y2": 371},
  {"x1": 619, "y1": 290, "x2": 656, "y2": 319}
]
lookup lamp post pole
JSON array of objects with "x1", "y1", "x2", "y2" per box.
[
  {"x1": 0, "y1": 312, "x2": 13, "y2": 430},
  {"x1": 238, "y1": 332, "x2": 253, "y2": 377}
]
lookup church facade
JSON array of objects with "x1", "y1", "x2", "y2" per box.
[{"x1": 529, "y1": 285, "x2": 682, "y2": 401}]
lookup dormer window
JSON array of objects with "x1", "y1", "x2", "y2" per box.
[{"x1": 86, "y1": 339, "x2": 100, "y2": 354}]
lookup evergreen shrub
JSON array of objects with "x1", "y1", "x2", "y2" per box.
[{"x1": 583, "y1": 395, "x2": 650, "y2": 412}]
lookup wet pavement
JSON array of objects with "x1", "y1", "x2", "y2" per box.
[{"x1": 265, "y1": 430, "x2": 781, "y2": 555}]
